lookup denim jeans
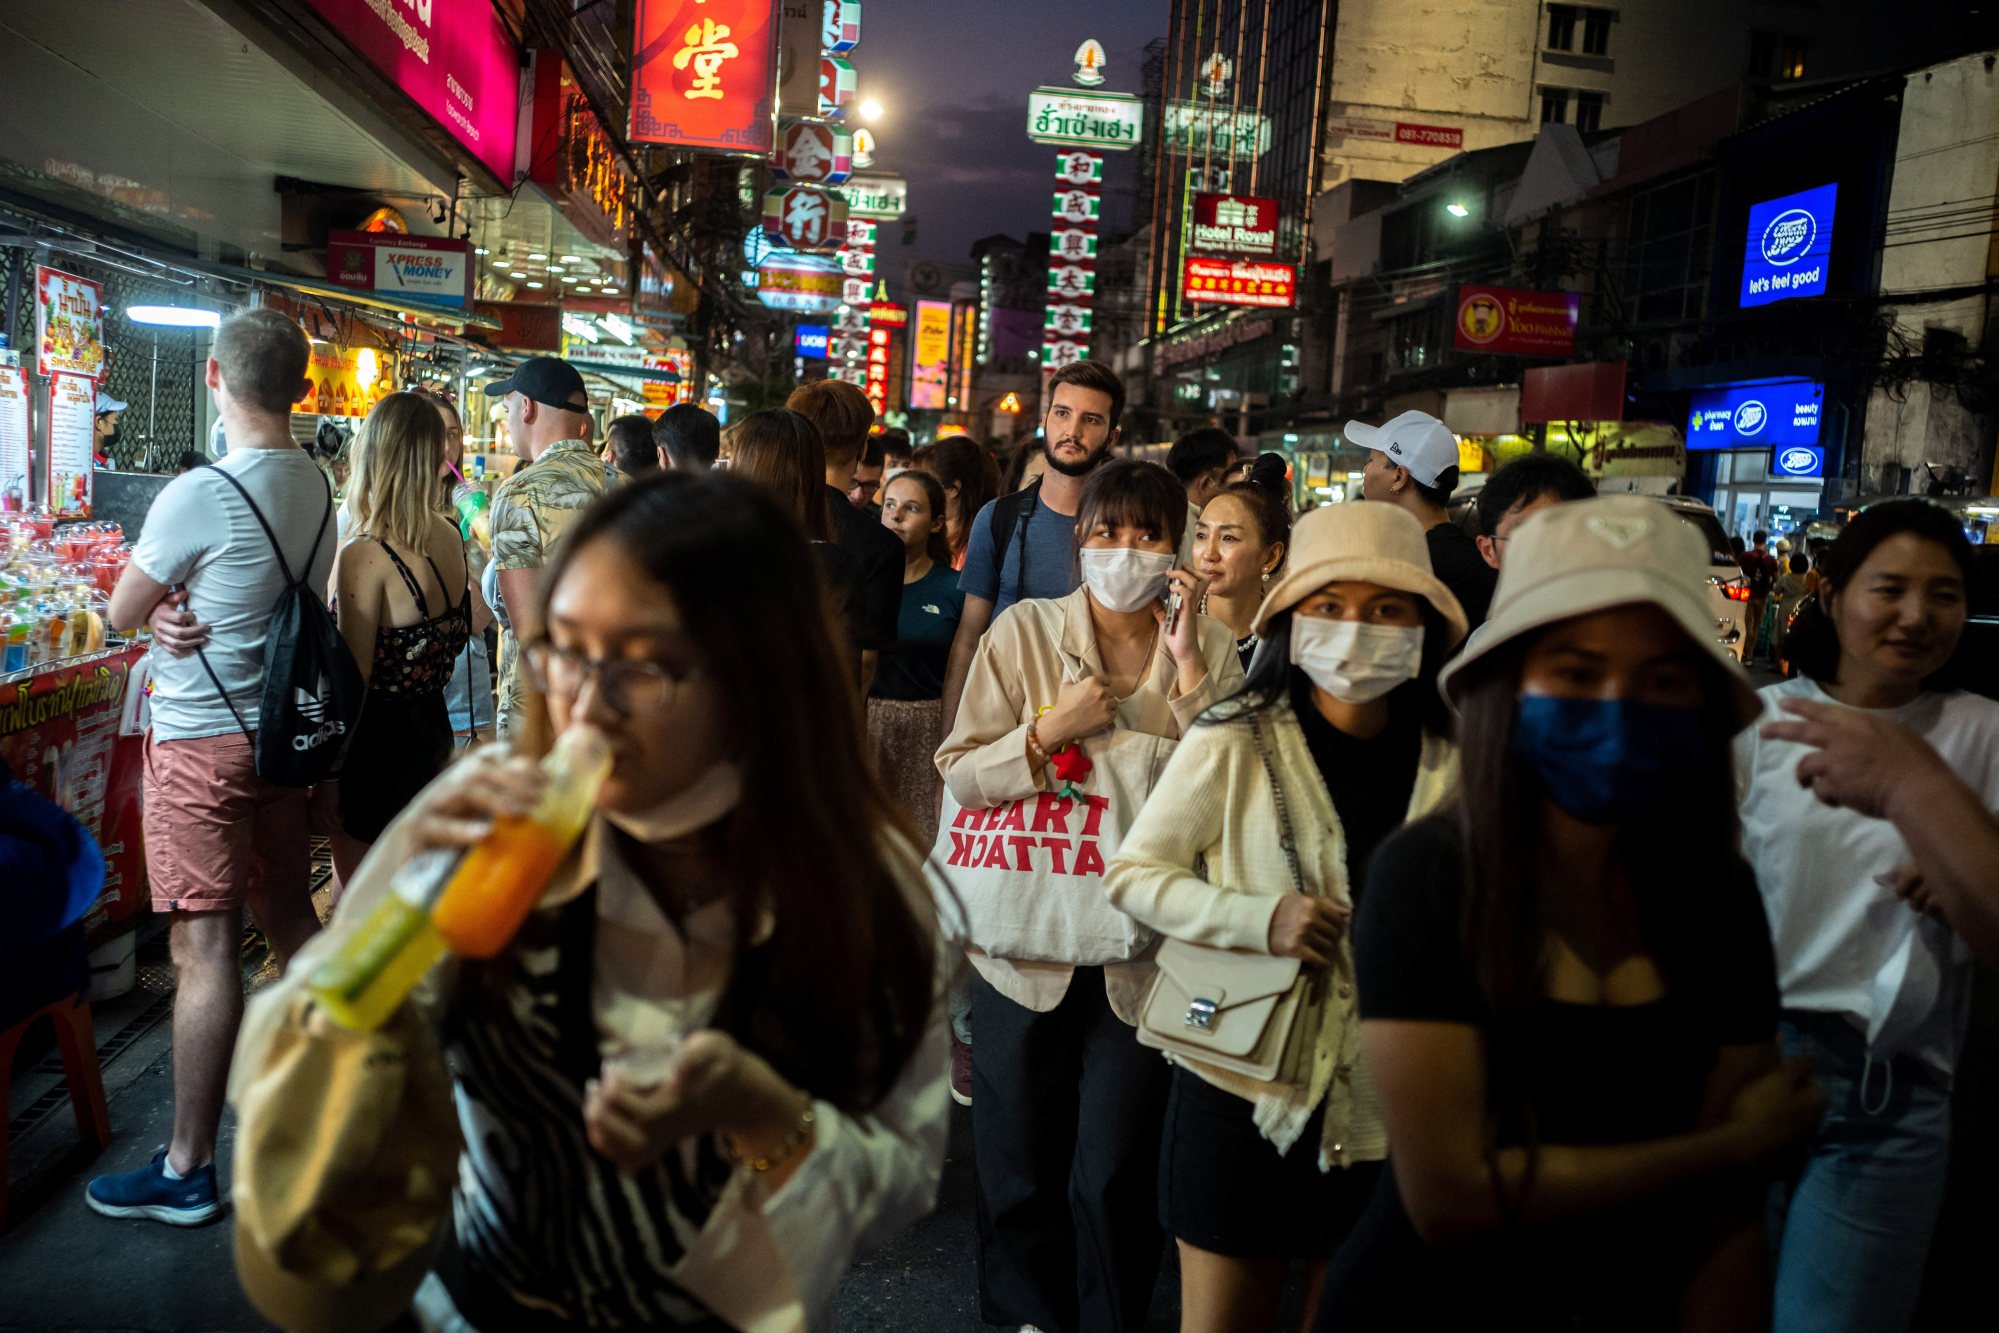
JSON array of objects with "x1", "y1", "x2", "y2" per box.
[{"x1": 1770, "y1": 1011, "x2": 1952, "y2": 1333}]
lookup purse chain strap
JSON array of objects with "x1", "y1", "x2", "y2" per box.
[{"x1": 1248, "y1": 712, "x2": 1305, "y2": 897}]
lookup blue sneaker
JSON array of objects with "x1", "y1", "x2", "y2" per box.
[{"x1": 85, "y1": 1149, "x2": 222, "y2": 1225}]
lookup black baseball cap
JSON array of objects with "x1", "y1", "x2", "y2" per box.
[{"x1": 486, "y1": 356, "x2": 588, "y2": 412}]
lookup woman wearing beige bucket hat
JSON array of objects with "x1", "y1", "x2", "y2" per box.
[
  {"x1": 1106, "y1": 501, "x2": 1463, "y2": 1331},
  {"x1": 1316, "y1": 495, "x2": 1824, "y2": 1331}
]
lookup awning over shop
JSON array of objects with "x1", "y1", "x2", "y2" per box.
[
  {"x1": 1443, "y1": 385, "x2": 1521, "y2": 436},
  {"x1": 568, "y1": 360, "x2": 684, "y2": 384},
  {"x1": 201, "y1": 262, "x2": 503, "y2": 332},
  {"x1": 1523, "y1": 361, "x2": 1626, "y2": 423}
]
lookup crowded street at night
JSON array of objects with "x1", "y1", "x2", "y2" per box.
[{"x1": 5, "y1": 2, "x2": 1999, "y2": 1331}]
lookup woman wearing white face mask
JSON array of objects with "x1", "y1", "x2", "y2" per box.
[
  {"x1": 1105, "y1": 503, "x2": 1464, "y2": 1333},
  {"x1": 939, "y1": 458, "x2": 1245, "y2": 1333}
]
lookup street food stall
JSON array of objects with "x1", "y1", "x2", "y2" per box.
[{"x1": 0, "y1": 510, "x2": 150, "y2": 961}]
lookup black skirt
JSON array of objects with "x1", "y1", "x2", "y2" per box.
[
  {"x1": 1160, "y1": 1064, "x2": 1383, "y2": 1260},
  {"x1": 337, "y1": 691, "x2": 452, "y2": 844}
]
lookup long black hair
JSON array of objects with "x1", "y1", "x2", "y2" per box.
[
  {"x1": 528, "y1": 471, "x2": 937, "y2": 1113},
  {"x1": 1786, "y1": 498, "x2": 1975, "y2": 688},
  {"x1": 1447, "y1": 625, "x2": 1749, "y2": 1214}
]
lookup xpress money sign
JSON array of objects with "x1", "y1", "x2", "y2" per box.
[{"x1": 1740, "y1": 183, "x2": 1836, "y2": 309}]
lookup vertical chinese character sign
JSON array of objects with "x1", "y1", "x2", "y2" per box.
[
  {"x1": 1043, "y1": 151, "x2": 1102, "y2": 370},
  {"x1": 631, "y1": 0, "x2": 779, "y2": 153}
]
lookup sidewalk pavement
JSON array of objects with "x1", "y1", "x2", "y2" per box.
[{"x1": 1, "y1": 922, "x2": 1230, "y2": 1330}]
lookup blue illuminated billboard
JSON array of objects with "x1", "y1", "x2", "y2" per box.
[
  {"x1": 1740, "y1": 183, "x2": 1836, "y2": 308},
  {"x1": 795, "y1": 324, "x2": 830, "y2": 358},
  {"x1": 1687, "y1": 379, "x2": 1824, "y2": 464}
]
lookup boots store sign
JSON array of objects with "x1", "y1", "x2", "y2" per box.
[{"x1": 306, "y1": 0, "x2": 522, "y2": 183}]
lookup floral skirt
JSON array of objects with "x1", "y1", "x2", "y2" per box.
[{"x1": 866, "y1": 696, "x2": 943, "y2": 843}]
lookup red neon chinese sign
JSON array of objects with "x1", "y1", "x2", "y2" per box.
[
  {"x1": 1182, "y1": 257, "x2": 1297, "y2": 310},
  {"x1": 631, "y1": 0, "x2": 778, "y2": 154}
]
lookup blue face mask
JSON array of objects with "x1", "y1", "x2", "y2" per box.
[{"x1": 1511, "y1": 695, "x2": 1709, "y2": 826}]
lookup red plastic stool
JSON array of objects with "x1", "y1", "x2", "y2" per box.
[{"x1": 0, "y1": 991, "x2": 112, "y2": 1231}]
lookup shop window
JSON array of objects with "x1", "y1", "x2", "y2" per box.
[
  {"x1": 1750, "y1": 31, "x2": 1809, "y2": 80},
  {"x1": 1547, "y1": 4, "x2": 1578, "y2": 50},
  {"x1": 1582, "y1": 9, "x2": 1613, "y2": 56},
  {"x1": 1779, "y1": 36, "x2": 1809, "y2": 81},
  {"x1": 1387, "y1": 307, "x2": 1444, "y2": 374},
  {"x1": 1749, "y1": 31, "x2": 1775, "y2": 77},
  {"x1": 1575, "y1": 92, "x2": 1606, "y2": 133},
  {"x1": 1541, "y1": 86, "x2": 1570, "y2": 125},
  {"x1": 1625, "y1": 172, "x2": 1717, "y2": 325}
]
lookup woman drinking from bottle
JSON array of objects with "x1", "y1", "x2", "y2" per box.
[
  {"x1": 233, "y1": 471, "x2": 947, "y2": 1331},
  {"x1": 1106, "y1": 502, "x2": 1464, "y2": 1332},
  {"x1": 1318, "y1": 496, "x2": 1825, "y2": 1332},
  {"x1": 939, "y1": 458, "x2": 1244, "y2": 1333}
]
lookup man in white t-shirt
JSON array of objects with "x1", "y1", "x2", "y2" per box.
[{"x1": 86, "y1": 309, "x2": 333, "y2": 1227}]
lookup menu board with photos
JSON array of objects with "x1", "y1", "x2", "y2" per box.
[
  {"x1": 0, "y1": 365, "x2": 30, "y2": 512},
  {"x1": 47, "y1": 372, "x2": 95, "y2": 519}
]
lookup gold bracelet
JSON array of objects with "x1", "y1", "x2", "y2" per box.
[{"x1": 724, "y1": 1101, "x2": 816, "y2": 1174}]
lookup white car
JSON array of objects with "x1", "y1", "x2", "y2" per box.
[
  {"x1": 1451, "y1": 485, "x2": 1754, "y2": 663},
  {"x1": 1651, "y1": 496, "x2": 1753, "y2": 664}
]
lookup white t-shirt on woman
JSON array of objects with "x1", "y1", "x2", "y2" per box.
[{"x1": 1736, "y1": 676, "x2": 1999, "y2": 1081}]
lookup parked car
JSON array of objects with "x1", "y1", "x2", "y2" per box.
[
  {"x1": 1452, "y1": 482, "x2": 1753, "y2": 664},
  {"x1": 1653, "y1": 496, "x2": 1754, "y2": 665}
]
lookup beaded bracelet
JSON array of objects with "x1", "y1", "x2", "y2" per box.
[{"x1": 724, "y1": 1102, "x2": 817, "y2": 1174}]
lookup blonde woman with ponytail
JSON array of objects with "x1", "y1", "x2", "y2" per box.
[{"x1": 328, "y1": 391, "x2": 473, "y2": 884}]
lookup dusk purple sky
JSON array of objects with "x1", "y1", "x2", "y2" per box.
[{"x1": 851, "y1": 1, "x2": 1167, "y2": 298}]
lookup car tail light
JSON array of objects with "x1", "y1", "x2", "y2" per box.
[{"x1": 1709, "y1": 576, "x2": 1752, "y2": 603}]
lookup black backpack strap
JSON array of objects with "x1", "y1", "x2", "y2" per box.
[
  {"x1": 185, "y1": 462, "x2": 333, "y2": 742},
  {"x1": 192, "y1": 642, "x2": 256, "y2": 746},
  {"x1": 986, "y1": 478, "x2": 1041, "y2": 606},
  {"x1": 198, "y1": 462, "x2": 333, "y2": 591}
]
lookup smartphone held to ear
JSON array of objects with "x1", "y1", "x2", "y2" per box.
[{"x1": 1164, "y1": 587, "x2": 1184, "y2": 636}]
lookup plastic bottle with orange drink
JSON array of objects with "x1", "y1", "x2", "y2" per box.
[{"x1": 308, "y1": 727, "x2": 613, "y2": 1030}]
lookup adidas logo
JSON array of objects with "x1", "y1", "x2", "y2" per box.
[
  {"x1": 293, "y1": 686, "x2": 328, "y2": 723},
  {"x1": 290, "y1": 719, "x2": 347, "y2": 752}
]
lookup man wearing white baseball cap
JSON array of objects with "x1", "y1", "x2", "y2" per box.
[{"x1": 1352, "y1": 409, "x2": 1496, "y2": 629}]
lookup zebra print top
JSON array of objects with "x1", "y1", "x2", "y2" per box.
[{"x1": 435, "y1": 886, "x2": 735, "y2": 1330}]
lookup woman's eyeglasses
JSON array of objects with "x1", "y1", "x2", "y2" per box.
[{"x1": 523, "y1": 641, "x2": 701, "y2": 714}]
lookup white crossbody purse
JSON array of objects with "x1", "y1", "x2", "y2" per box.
[{"x1": 1136, "y1": 713, "x2": 1312, "y2": 1084}]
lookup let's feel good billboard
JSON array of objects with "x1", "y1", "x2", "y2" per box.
[{"x1": 1740, "y1": 183, "x2": 1837, "y2": 309}]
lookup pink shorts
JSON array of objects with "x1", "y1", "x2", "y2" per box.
[{"x1": 143, "y1": 733, "x2": 310, "y2": 915}]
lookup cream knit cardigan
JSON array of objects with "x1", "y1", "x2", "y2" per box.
[{"x1": 1105, "y1": 696, "x2": 1458, "y2": 1169}]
